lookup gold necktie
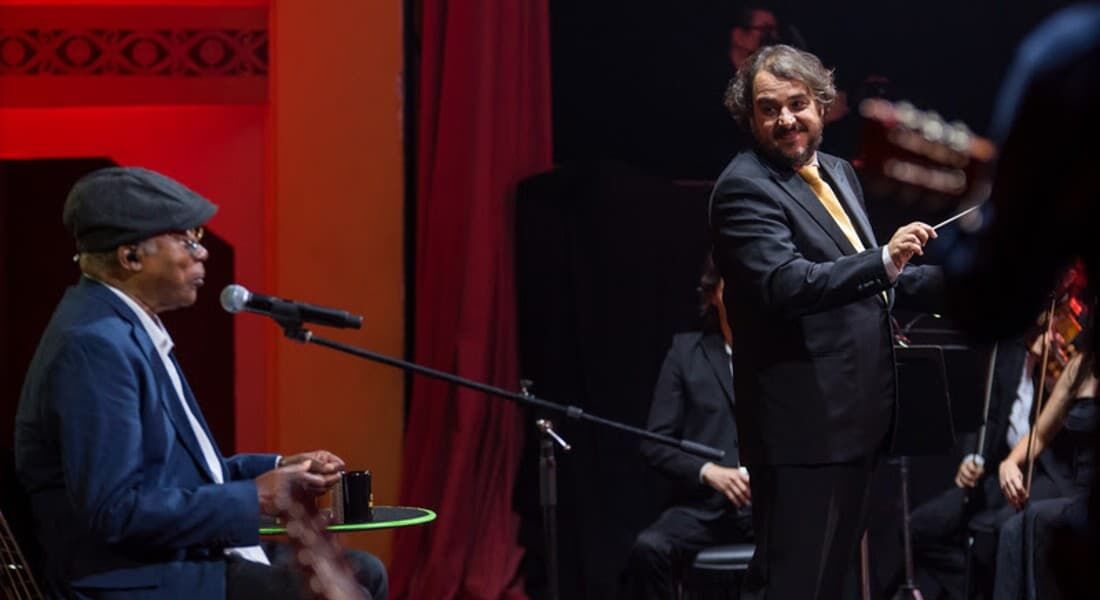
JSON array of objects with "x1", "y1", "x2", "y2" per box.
[
  {"x1": 797, "y1": 164, "x2": 865, "y2": 252},
  {"x1": 798, "y1": 164, "x2": 888, "y2": 305}
]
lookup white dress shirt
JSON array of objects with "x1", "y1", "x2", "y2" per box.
[{"x1": 1006, "y1": 354, "x2": 1037, "y2": 449}]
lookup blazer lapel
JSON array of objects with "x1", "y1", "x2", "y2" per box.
[
  {"x1": 141, "y1": 334, "x2": 220, "y2": 482},
  {"x1": 700, "y1": 333, "x2": 734, "y2": 411},
  {"x1": 768, "y1": 162, "x2": 857, "y2": 256},
  {"x1": 169, "y1": 352, "x2": 228, "y2": 476},
  {"x1": 91, "y1": 281, "x2": 220, "y2": 483}
]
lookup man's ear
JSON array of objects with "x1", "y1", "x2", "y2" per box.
[{"x1": 118, "y1": 245, "x2": 142, "y2": 271}]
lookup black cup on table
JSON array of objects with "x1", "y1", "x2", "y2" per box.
[{"x1": 335, "y1": 470, "x2": 373, "y2": 523}]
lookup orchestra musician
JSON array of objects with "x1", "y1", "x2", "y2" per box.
[
  {"x1": 623, "y1": 258, "x2": 753, "y2": 598},
  {"x1": 907, "y1": 319, "x2": 1082, "y2": 599},
  {"x1": 993, "y1": 314, "x2": 1096, "y2": 600}
]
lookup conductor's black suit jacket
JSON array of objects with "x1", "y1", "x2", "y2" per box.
[
  {"x1": 640, "y1": 331, "x2": 740, "y2": 515},
  {"x1": 710, "y1": 149, "x2": 943, "y2": 467}
]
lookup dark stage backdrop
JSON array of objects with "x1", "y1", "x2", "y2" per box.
[
  {"x1": 515, "y1": 162, "x2": 713, "y2": 598},
  {"x1": 551, "y1": 0, "x2": 1074, "y2": 182}
]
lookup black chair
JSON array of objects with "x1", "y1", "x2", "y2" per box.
[{"x1": 681, "y1": 543, "x2": 754, "y2": 600}]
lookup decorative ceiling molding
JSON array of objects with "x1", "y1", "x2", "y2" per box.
[
  {"x1": 0, "y1": 28, "x2": 268, "y2": 77},
  {"x1": 0, "y1": 5, "x2": 268, "y2": 107}
]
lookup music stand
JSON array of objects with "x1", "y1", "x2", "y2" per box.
[{"x1": 890, "y1": 345, "x2": 954, "y2": 600}]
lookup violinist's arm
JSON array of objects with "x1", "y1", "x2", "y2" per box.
[{"x1": 998, "y1": 353, "x2": 1083, "y2": 507}]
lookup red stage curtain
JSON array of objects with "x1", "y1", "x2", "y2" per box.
[{"x1": 390, "y1": 0, "x2": 552, "y2": 598}]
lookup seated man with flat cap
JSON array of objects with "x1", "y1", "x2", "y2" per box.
[{"x1": 14, "y1": 167, "x2": 387, "y2": 599}]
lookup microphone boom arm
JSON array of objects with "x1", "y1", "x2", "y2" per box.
[{"x1": 275, "y1": 322, "x2": 724, "y2": 462}]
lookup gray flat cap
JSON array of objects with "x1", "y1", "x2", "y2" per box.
[{"x1": 63, "y1": 166, "x2": 218, "y2": 252}]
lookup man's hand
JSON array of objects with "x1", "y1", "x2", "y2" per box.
[
  {"x1": 279, "y1": 450, "x2": 346, "y2": 479},
  {"x1": 954, "y1": 456, "x2": 984, "y2": 488},
  {"x1": 255, "y1": 461, "x2": 333, "y2": 516},
  {"x1": 998, "y1": 459, "x2": 1029, "y2": 510},
  {"x1": 701, "y1": 463, "x2": 752, "y2": 508},
  {"x1": 887, "y1": 222, "x2": 937, "y2": 271}
]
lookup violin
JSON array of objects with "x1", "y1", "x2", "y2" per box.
[
  {"x1": 1023, "y1": 260, "x2": 1090, "y2": 499},
  {"x1": 1031, "y1": 261, "x2": 1089, "y2": 388}
]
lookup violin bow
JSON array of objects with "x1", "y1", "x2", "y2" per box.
[{"x1": 1023, "y1": 297, "x2": 1058, "y2": 499}]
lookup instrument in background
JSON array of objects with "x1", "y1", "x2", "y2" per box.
[
  {"x1": 1038, "y1": 260, "x2": 1089, "y2": 385},
  {"x1": 857, "y1": 98, "x2": 997, "y2": 210},
  {"x1": 279, "y1": 486, "x2": 366, "y2": 600},
  {"x1": 0, "y1": 509, "x2": 42, "y2": 600},
  {"x1": 1022, "y1": 261, "x2": 1090, "y2": 499}
]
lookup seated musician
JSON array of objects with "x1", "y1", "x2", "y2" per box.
[
  {"x1": 14, "y1": 167, "x2": 387, "y2": 599},
  {"x1": 622, "y1": 257, "x2": 753, "y2": 598},
  {"x1": 907, "y1": 312, "x2": 1081, "y2": 598},
  {"x1": 994, "y1": 316, "x2": 1095, "y2": 600}
]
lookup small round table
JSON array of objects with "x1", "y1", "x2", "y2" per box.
[{"x1": 260, "y1": 506, "x2": 437, "y2": 535}]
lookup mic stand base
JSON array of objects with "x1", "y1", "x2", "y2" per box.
[{"x1": 536, "y1": 418, "x2": 565, "y2": 600}]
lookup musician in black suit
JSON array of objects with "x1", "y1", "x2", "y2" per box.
[
  {"x1": 906, "y1": 334, "x2": 1078, "y2": 599},
  {"x1": 709, "y1": 44, "x2": 943, "y2": 599},
  {"x1": 623, "y1": 259, "x2": 752, "y2": 599}
]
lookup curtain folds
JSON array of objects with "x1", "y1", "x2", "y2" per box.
[{"x1": 390, "y1": 1, "x2": 552, "y2": 598}]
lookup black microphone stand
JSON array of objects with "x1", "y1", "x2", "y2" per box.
[
  {"x1": 270, "y1": 317, "x2": 725, "y2": 600},
  {"x1": 893, "y1": 455, "x2": 923, "y2": 600}
]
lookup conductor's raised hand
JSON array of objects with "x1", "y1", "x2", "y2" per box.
[{"x1": 887, "y1": 222, "x2": 937, "y2": 271}]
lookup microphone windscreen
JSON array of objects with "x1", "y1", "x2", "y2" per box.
[{"x1": 220, "y1": 284, "x2": 251, "y2": 313}]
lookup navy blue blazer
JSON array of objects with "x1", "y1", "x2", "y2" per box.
[{"x1": 15, "y1": 278, "x2": 276, "y2": 598}]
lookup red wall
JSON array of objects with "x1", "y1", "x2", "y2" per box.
[
  {"x1": 270, "y1": 0, "x2": 406, "y2": 563},
  {"x1": 0, "y1": 105, "x2": 271, "y2": 451}
]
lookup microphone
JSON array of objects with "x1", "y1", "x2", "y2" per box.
[{"x1": 220, "y1": 284, "x2": 363, "y2": 329}]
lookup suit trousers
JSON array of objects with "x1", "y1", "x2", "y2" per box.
[
  {"x1": 227, "y1": 542, "x2": 388, "y2": 600},
  {"x1": 993, "y1": 495, "x2": 1083, "y2": 600},
  {"x1": 623, "y1": 504, "x2": 753, "y2": 599},
  {"x1": 741, "y1": 458, "x2": 875, "y2": 600},
  {"x1": 907, "y1": 467, "x2": 1063, "y2": 600}
]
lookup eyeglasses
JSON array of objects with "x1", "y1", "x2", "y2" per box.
[{"x1": 170, "y1": 226, "x2": 206, "y2": 257}]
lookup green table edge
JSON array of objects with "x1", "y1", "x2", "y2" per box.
[{"x1": 260, "y1": 506, "x2": 437, "y2": 535}]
